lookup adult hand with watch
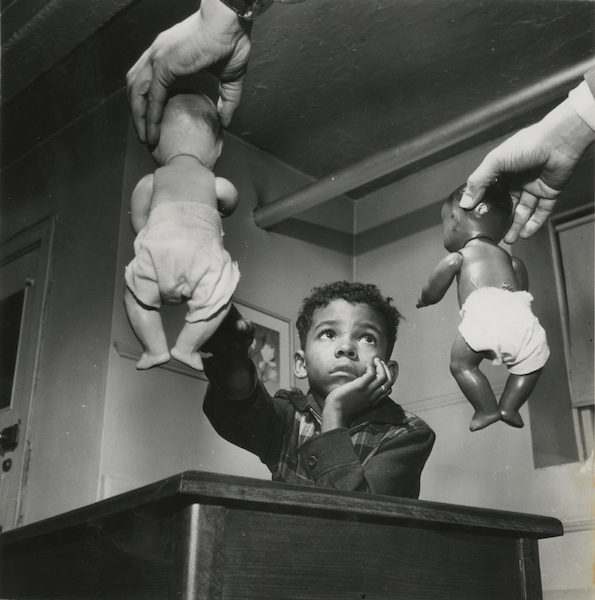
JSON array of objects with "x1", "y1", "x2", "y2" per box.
[{"x1": 127, "y1": 0, "x2": 276, "y2": 147}]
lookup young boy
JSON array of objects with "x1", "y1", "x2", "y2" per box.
[
  {"x1": 124, "y1": 91, "x2": 240, "y2": 371},
  {"x1": 202, "y1": 281, "x2": 435, "y2": 499},
  {"x1": 417, "y1": 182, "x2": 549, "y2": 432}
]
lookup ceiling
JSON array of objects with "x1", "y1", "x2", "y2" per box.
[{"x1": 2, "y1": 0, "x2": 594, "y2": 223}]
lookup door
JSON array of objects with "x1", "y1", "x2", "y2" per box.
[{"x1": 0, "y1": 218, "x2": 54, "y2": 530}]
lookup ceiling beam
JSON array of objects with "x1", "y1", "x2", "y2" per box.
[{"x1": 254, "y1": 57, "x2": 595, "y2": 230}]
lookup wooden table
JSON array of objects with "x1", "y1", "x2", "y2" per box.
[{"x1": 0, "y1": 470, "x2": 563, "y2": 600}]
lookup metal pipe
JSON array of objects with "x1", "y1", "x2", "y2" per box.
[{"x1": 254, "y1": 58, "x2": 595, "y2": 229}]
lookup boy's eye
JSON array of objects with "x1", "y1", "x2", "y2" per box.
[
  {"x1": 319, "y1": 330, "x2": 336, "y2": 340},
  {"x1": 360, "y1": 334, "x2": 377, "y2": 345}
]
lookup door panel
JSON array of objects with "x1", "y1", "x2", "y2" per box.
[{"x1": 0, "y1": 219, "x2": 54, "y2": 530}]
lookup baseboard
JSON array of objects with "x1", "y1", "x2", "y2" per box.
[
  {"x1": 404, "y1": 382, "x2": 507, "y2": 412},
  {"x1": 543, "y1": 588, "x2": 594, "y2": 600}
]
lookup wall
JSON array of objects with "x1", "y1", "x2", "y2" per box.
[
  {"x1": 0, "y1": 92, "x2": 129, "y2": 524},
  {"x1": 99, "y1": 125, "x2": 354, "y2": 496},
  {"x1": 354, "y1": 141, "x2": 594, "y2": 599}
]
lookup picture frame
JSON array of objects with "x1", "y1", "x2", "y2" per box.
[{"x1": 233, "y1": 299, "x2": 294, "y2": 395}]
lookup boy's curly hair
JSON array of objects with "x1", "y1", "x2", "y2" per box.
[{"x1": 296, "y1": 281, "x2": 403, "y2": 357}]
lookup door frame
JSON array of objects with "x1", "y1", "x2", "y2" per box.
[{"x1": 0, "y1": 217, "x2": 55, "y2": 529}]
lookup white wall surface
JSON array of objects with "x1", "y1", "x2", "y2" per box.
[
  {"x1": 354, "y1": 142, "x2": 594, "y2": 600},
  {"x1": 100, "y1": 126, "x2": 354, "y2": 495}
]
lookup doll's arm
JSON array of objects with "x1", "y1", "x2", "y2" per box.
[
  {"x1": 130, "y1": 174, "x2": 155, "y2": 234},
  {"x1": 215, "y1": 176, "x2": 239, "y2": 217},
  {"x1": 417, "y1": 252, "x2": 463, "y2": 308},
  {"x1": 511, "y1": 256, "x2": 529, "y2": 291}
]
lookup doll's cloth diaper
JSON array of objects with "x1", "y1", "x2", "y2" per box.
[
  {"x1": 125, "y1": 201, "x2": 239, "y2": 322},
  {"x1": 459, "y1": 287, "x2": 549, "y2": 375}
]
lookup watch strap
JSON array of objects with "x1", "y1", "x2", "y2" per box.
[{"x1": 219, "y1": 0, "x2": 274, "y2": 20}]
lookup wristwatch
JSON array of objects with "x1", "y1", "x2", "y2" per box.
[{"x1": 219, "y1": 0, "x2": 275, "y2": 20}]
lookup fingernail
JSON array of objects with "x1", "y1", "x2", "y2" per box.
[{"x1": 459, "y1": 193, "x2": 473, "y2": 208}]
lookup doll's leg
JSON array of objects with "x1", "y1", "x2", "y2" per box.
[
  {"x1": 498, "y1": 369, "x2": 542, "y2": 428},
  {"x1": 124, "y1": 288, "x2": 170, "y2": 369},
  {"x1": 450, "y1": 333, "x2": 501, "y2": 431},
  {"x1": 171, "y1": 305, "x2": 231, "y2": 371}
]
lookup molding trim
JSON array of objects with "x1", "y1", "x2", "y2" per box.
[
  {"x1": 404, "y1": 382, "x2": 507, "y2": 413},
  {"x1": 562, "y1": 518, "x2": 595, "y2": 533},
  {"x1": 113, "y1": 341, "x2": 208, "y2": 381}
]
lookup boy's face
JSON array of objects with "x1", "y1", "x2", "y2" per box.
[{"x1": 294, "y1": 300, "x2": 391, "y2": 404}]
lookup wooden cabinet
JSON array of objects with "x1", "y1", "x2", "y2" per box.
[{"x1": 0, "y1": 470, "x2": 562, "y2": 599}]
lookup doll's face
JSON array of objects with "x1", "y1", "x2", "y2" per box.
[{"x1": 441, "y1": 196, "x2": 472, "y2": 252}]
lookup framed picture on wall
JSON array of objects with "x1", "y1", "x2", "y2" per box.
[
  {"x1": 234, "y1": 299, "x2": 294, "y2": 396},
  {"x1": 114, "y1": 299, "x2": 294, "y2": 390}
]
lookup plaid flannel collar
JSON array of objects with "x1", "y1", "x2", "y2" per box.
[{"x1": 276, "y1": 389, "x2": 407, "y2": 430}]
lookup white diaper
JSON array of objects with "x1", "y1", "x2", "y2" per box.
[
  {"x1": 459, "y1": 287, "x2": 549, "y2": 375},
  {"x1": 125, "y1": 201, "x2": 239, "y2": 322}
]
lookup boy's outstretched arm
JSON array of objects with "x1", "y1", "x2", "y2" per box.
[{"x1": 417, "y1": 252, "x2": 463, "y2": 308}]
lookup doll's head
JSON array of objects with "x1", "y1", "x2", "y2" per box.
[
  {"x1": 151, "y1": 91, "x2": 223, "y2": 169},
  {"x1": 441, "y1": 181, "x2": 513, "y2": 252}
]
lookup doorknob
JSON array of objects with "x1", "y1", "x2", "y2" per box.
[{"x1": 0, "y1": 423, "x2": 19, "y2": 452}]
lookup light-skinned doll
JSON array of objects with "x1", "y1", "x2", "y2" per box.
[
  {"x1": 124, "y1": 91, "x2": 239, "y2": 371},
  {"x1": 417, "y1": 181, "x2": 549, "y2": 431}
]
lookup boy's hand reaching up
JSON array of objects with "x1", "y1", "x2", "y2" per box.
[
  {"x1": 321, "y1": 358, "x2": 395, "y2": 432},
  {"x1": 201, "y1": 305, "x2": 254, "y2": 358},
  {"x1": 201, "y1": 304, "x2": 257, "y2": 399}
]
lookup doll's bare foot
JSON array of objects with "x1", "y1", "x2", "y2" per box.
[
  {"x1": 136, "y1": 350, "x2": 170, "y2": 370},
  {"x1": 470, "y1": 410, "x2": 501, "y2": 432},
  {"x1": 500, "y1": 409, "x2": 525, "y2": 428},
  {"x1": 170, "y1": 346, "x2": 205, "y2": 371}
]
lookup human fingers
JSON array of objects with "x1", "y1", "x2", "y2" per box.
[
  {"x1": 372, "y1": 358, "x2": 392, "y2": 397},
  {"x1": 517, "y1": 198, "x2": 557, "y2": 240},
  {"x1": 145, "y1": 78, "x2": 169, "y2": 148},
  {"x1": 217, "y1": 78, "x2": 245, "y2": 127},
  {"x1": 459, "y1": 152, "x2": 503, "y2": 209},
  {"x1": 503, "y1": 189, "x2": 539, "y2": 244},
  {"x1": 503, "y1": 185, "x2": 558, "y2": 243},
  {"x1": 460, "y1": 131, "x2": 536, "y2": 210},
  {"x1": 126, "y1": 51, "x2": 153, "y2": 143},
  {"x1": 359, "y1": 361, "x2": 377, "y2": 385}
]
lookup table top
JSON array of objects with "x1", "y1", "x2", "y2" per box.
[{"x1": 0, "y1": 470, "x2": 563, "y2": 544}]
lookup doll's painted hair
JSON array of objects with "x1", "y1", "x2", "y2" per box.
[
  {"x1": 450, "y1": 180, "x2": 514, "y2": 243},
  {"x1": 167, "y1": 89, "x2": 223, "y2": 142},
  {"x1": 296, "y1": 281, "x2": 403, "y2": 356}
]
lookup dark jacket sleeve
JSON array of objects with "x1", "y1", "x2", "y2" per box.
[
  {"x1": 298, "y1": 419, "x2": 435, "y2": 499},
  {"x1": 202, "y1": 357, "x2": 295, "y2": 466}
]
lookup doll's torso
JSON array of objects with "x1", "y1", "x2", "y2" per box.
[
  {"x1": 151, "y1": 156, "x2": 218, "y2": 211},
  {"x1": 456, "y1": 239, "x2": 520, "y2": 307}
]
